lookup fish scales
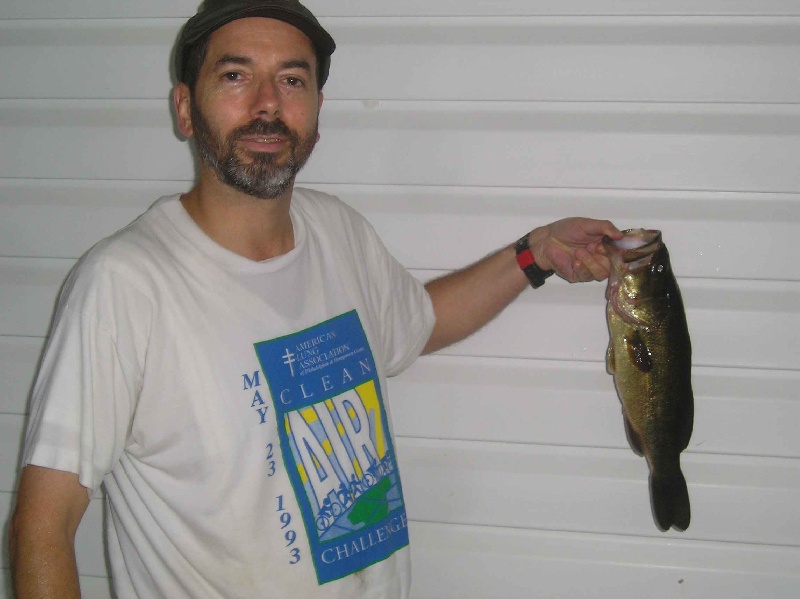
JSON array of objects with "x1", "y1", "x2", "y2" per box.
[{"x1": 603, "y1": 229, "x2": 694, "y2": 532}]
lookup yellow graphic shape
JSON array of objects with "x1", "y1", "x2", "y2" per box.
[
  {"x1": 309, "y1": 447, "x2": 323, "y2": 470},
  {"x1": 300, "y1": 406, "x2": 333, "y2": 456},
  {"x1": 352, "y1": 456, "x2": 364, "y2": 479},
  {"x1": 324, "y1": 399, "x2": 349, "y2": 437},
  {"x1": 297, "y1": 462, "x2": 309, "y2": 484},
  {"x1": 284, "y1": 415, "x2": 309, "y2": 483},
  {"x1": 300, "y1": 407, "x2": 319, "y2": 423},
  {"x1": 355, "y1": 381, "x2": 387, "y2": 461},
  {"x1": 321, "y1": 438, "x2": 333, "y2": 456}
]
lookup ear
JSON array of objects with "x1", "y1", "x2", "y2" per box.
[{"x1": 174, "y1": 83, "x2": 194, "y2": 138}]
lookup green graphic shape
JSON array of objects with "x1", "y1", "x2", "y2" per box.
[{"x1": 347, "y1": 478, "x2": 392, "y2": 527}]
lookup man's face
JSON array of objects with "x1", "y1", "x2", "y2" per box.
[{"x1": 179, "y1": 18, "x2": 324, "y2": 199}]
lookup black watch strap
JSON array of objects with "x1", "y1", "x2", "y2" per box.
[{"x1": 515, "y1": 235, "x2": 555, "y2": 289}]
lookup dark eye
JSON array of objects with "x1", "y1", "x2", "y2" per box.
[
  {"x1": 285, "y1": 77, "x2": 303, "y2": 87},
  {"x1": 222, "y1": 72, "x2": 241, "y2": 82}
]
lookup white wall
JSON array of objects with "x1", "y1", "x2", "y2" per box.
[{"x1": 2, "y1": 1, "x2": 799, "y2": 597}]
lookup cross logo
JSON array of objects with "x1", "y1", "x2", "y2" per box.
[{"x1": 282, "y1": 348, "x2": 297, "y2": 377}]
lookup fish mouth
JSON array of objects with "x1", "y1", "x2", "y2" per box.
[{"x1": 604, "y1": 229, "x2": 662, "y2": 268}]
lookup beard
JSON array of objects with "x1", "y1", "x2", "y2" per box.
[{"x1": 190, "y1": 102, "x2": 318, "y2": 199}]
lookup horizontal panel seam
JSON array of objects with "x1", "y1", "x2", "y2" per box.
[
  {"x1": 3, "y1": 15, "x2": 800, "y2": 22},
  {"x1": 2, "y1": 178, "x2": 800, "y2": 200},
  {"x1": 407, "y1": 518, "x2": 800, "y2": 552}
]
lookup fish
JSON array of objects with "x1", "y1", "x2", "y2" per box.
[{"x1": 603, "y1": 229, "x2": 694, "y2": 531}]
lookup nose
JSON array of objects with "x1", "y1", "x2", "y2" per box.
[{"x1": 251, "y1": 78, "x2": 280, "y2": 119}]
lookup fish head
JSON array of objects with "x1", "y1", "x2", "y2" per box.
[{"x1": 603, "y1": 229, "x2": 675, "y2": 326}]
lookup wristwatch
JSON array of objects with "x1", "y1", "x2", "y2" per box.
[{"x1": 514, "y1": 235, "x2": 555, "y2": 289}]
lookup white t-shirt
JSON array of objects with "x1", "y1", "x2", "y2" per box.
[{"x1": 22, "y1": 190, "x2": 435, "y2": 598}]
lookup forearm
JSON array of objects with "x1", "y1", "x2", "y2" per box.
[
  {"x1": 10, "y1": 521, "x2": 82, "y2": 598},
  {"x1": 422, "y1": 241, "x2": 528, "y2": 354},
  {"x1": 420, "y1": 218, "x2": 621, "y2": 355},
  {"x1": 10, "y1": 466, "x2": 90, "y2": 599}
]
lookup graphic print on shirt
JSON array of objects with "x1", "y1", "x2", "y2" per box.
[{"x1": 254, "y1": 310, "x2": 408, "y2": 585}]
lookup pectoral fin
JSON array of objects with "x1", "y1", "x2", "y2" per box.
[
  {"x1": 606, "y1": 342, "x2": 616, "y2": 374},
  {"x1": 625, "y1": 331, "x2": 653, "y2": 373},
  {"x1": 623, "y1": 413, "x2": 645, "y2": 457}
]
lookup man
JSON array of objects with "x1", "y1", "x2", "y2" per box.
[{"x1": 9, "y1": 1, "x2": 622, "y2": 597}]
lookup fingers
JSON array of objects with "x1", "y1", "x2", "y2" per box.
[
  {"x1": 579, "y1": 218, "x2": 624, "y2": 241},
  {"x1": 545, "y1": 247, "x2": 611, "y2": 283},
  {"x1": 547, "y1": 218, "x2": 623, "y2": 250},
  {"x1": 528, "y1": 217, "x2": 621, "y2": 283},
  {"x1": 571, "y1": 259, "x2": 607, "y2": 282},
  {"x1": 571, "y1": 247, "x2": 611, "y2": 282},
  {"x1": 554, "y1": 256, "x2": 609, "y2": 283}
]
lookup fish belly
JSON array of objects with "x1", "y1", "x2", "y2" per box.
[{"x1": 607, "y1": 306, "x2": 693, "y2": 531}]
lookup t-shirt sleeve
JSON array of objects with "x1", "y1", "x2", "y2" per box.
[
  {"x1": 355, "y1": 219, "x2": 435, "y2": 377},
  {"x1": 22, "y1": 259, "x2": 146, "y2": 494}
]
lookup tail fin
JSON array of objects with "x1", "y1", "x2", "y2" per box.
[{"x1": 649, "y1": 464, "x2": 691, "y2": 531}]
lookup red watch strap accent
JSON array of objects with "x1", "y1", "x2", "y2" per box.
[
  {"x1": 515, "y1": 247, "x2": 535, "y2": 270},
  {"x1": 515, "y1": 234, "x2": 554, "y2": 288}
]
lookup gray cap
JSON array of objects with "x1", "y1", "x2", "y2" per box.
[{"x1": 174, "y1": 0, "x2": 336, "y2": 87}]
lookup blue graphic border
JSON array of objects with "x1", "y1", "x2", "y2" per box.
[{"x1": 254, "y1": 310, "x2": 408, "y2": 584}]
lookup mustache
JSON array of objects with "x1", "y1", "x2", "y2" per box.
[{"x1": 231, "y1": 118, "x2": 296, "y2": 141}]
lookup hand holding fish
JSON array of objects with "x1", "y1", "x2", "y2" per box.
[{"x1": 527, "y1": 217, "x2": 624, "y2": 283}]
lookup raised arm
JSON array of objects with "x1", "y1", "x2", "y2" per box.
[
  {"x1": 9, "y1": 465, "x2": 91, "y2": 598},
  {"x1": 422, "y1": 217, "x2": 622, "y2": 354}
]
